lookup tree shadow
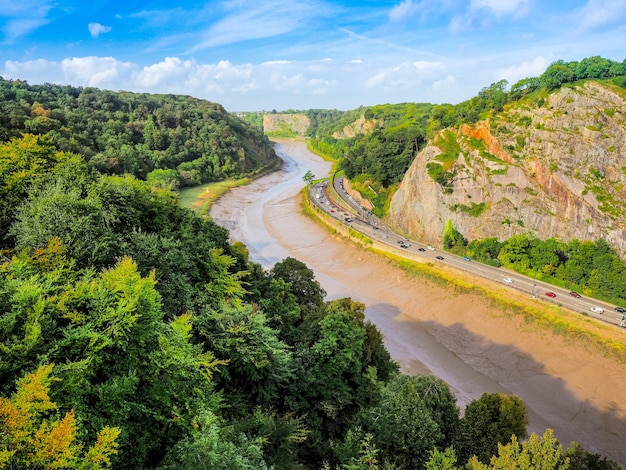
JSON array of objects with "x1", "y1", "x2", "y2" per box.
[{"x1": 364, "y1": 301, "x2": 626, "y2": 465}]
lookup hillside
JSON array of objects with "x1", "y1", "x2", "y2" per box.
[
  {"x1": 0, "y1": 78, "x2": 280, "y2": 187},
  {"x1": 388, "y1": 81, "x2": 626, "y2": 258}
]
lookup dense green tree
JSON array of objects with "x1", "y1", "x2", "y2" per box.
[
  {"x1": 193, "y1": 302, "x2": 293, "y2": 412},
  {"x1": 498, "y1": 234, "x2": 536, "y2": 270},
  {"x1": 443, "y1": 219, "x2": 467, "y2": 254},
  {"x1": 456, "y1": 393, "x2": 528, "y2": 465},
  {"x1": 269, "y1": 257, "x2": 326, "y2": 315},
  {"x1": 368, "y1": 377, "x2": 442, "y2": 470},
  {"x1": 565, "y1": 442, "x2": 623, "y2": 470},
  {"x1": 157, "y1": 410, "x2": 269, "y2": 470},
  {"x1": 302, "y1": 169, "x2": 315, "y2": 185},
  {"x1": 542, "y1": 62, "x2": 577, "y2": 90}
]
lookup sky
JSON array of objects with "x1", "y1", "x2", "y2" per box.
[{"x1": 0, "y1": 0, "x2": 625, "y2": 112}]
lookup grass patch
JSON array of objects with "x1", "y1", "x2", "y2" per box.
[
  {"x1": 179, "y1": 178, "x2": 251, "y2": 215},
  {"x1": 434, "y1": 129, "x2": 461, "y2": 163}
]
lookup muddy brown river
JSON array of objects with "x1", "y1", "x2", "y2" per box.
[{"x1": 210, "y1": 139, "x2": 626, "y2": 464}]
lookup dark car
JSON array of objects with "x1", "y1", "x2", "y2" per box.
[
  {"x1": 545, "y1": 292, "x2": 557, "y2": 298},
  {"x1": 418, "y1": 247, "x2": 426, "y2": 252},
  {"x1": 569, "y1": 291, "x2": 582, "y2": 298},
  {"x1": 616, "y1": 306, "x2": 626, "y2": 313},
  {"x1": 435, "y1": 255, "x2": 444, "y2": 260}
]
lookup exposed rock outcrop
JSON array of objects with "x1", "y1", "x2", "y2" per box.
[
  {"x1": 388, "y1": 81, "x2": 626, "y2": 256},
  {"x1": 263, "y1": 113, "x2": 310, "y2": 135},
  {"x1": 333, "y1": 117, "x2": 380, "y2": 139}
]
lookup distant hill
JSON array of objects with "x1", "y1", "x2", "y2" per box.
[{"x1": 0, "y1": 78, "x2": 280, "y2": 187}]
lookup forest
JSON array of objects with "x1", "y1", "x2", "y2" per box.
[
  {"x1": 1, "y1": 134, "x2": 621, "y2": 470},
  {"x1": 0, "y1": 78, "x2": 280, "y2": 188},
  {"x1": 0, "y1": 69, "x2": 624, "y2": 468}
]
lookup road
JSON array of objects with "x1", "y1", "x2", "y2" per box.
[{"x1": 311, "y1": 175, "x2": 626, "y2": 329}]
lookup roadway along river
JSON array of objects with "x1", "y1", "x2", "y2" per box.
[{"x1": 210, "y1": 139, "x2": 626, "y2": 465}]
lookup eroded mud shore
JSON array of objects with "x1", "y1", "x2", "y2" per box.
[{"x1": 210, "y1": 139, "x2": 626, "y2": 464}]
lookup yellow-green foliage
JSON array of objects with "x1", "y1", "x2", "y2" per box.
[{"x1": 434, "y1": 129, "x2": 461, "y2": 164}]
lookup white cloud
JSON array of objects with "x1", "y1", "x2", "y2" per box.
[
  {"x1": 351, "y1": 59, "x2": 363, "y2": 64},
  {"x1": 496, "y1": 56, "x2": 550, "y2": 84},
  {"x1": 432, "y1": 74, "x2": 456, "y2": 91},
  {"x1": 60, "y1": 57, "x2": 135, "y2": 88},
  {"x1": 4, "y1": 59, "x2": 62, "y2": 83},
  {"x1": 389, "y1": 0, "x2": 419, "y2": 22},
  {"x1": 1, "y1": 1, "x2": 53, "y2": 43},
  {"x1": 413, "y1": 60, "x2": 442, "y2": 70},
  {"x1": 469, "y1": 0, "x2": 529, "y2": 16},
  {"x1": 191, "y1": 0, "x2": 328, "y2": 52},
  {"x1": 575, "y1": 0, "x2": 626, "y2": 30},
  {"x1": 88, "y1": 23, "x2": 112, "y2": 38}
]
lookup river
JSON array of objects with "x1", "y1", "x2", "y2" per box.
[{"x1": 209, "y1": 139, "x2": 626, "y2": 464}]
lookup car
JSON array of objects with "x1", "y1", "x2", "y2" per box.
[
  {"x1": 427, "y1": 245, "x2": 435, "y2": 250},
  {"x1": 397, "y1": 240, "x2": 404, "y2": 245},
  {"x1": 502, "y1": 278, "x2": 514, "y2": 283},
  {"x1": 435, "y1": 255, "x2": 444, "y2": 260},
  {"x1": 545, "y1": 292, "x2": 557, "y2": 298},
  {"x1": 569, "y1": 291, "x2": 582, "y2": 298},
  {"x1": 399, "y1": 243, "x2": 409, "y2": 249},
  {"x1": 418, "y1": 247, "x2": 426, "y2": 252},
  {"x1": 614, "y1": 306, "x2": 625, "y2": 313},
  {"x1": 462, "y1": 256, "x2": 471, "y2": 261},
  {"x1": 590, "y1": 306, "x2": 604, "y2": 314}
]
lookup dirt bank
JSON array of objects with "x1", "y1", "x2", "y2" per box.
[{"x1": 210, "y1": 139, "x2": 626, "y2": 464}]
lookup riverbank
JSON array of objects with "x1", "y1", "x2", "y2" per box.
[{"x1": 209, "y1": 139, "x2": 626, "y2": 464}]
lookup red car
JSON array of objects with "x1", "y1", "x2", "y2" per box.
[
  {"x1": 569, "y1": 291, "x2": 581, "y2": 298},
  {"x1": 545, "y1": 292, "x2": 557, "y2": 298}
]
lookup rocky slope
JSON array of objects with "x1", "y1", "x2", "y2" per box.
[
  {"x1": 263, "y1": 113, "x2": 310, "y2": 136},
  {"x1": 388, "y1": 81, "x2": 626, "y2": 255}
]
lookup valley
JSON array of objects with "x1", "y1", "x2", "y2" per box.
[{"x1": 210, "y1": 138, "x2": 626, "y2": 465}]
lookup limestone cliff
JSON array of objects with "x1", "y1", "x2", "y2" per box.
[
  {"x1": 388, "y1": 81, "x2": 626, "y2": 255},
  {"x1": 262, "y1": 113, "x2": 310, "y2": 136},
  {"x1": 332, "y1": 116, "x2": 380, "y2": 139}
]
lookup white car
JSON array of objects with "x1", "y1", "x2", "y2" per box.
[
  {"x1": 590, "y1": 306, "x2": 604, "y2": 314},
  {"x1": 427, "y1": 245, "x2": 435, "y2": 251},
  {"x1": 503, "y1": 278, "x2": 514, "y2": 283}
]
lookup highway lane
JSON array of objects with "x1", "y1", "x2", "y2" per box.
[{"x1": 312, "y1": 177, "x2": 626, "y2": 329}]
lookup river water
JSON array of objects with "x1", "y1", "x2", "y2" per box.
[{"x1": 210, "y1": 139, "x2": 626, "y2": 464}]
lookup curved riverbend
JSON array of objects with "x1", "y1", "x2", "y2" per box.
[{"x1": 210, "y1": 139, "x2": 626, "y2": 464}]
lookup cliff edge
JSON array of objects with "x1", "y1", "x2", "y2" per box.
[{"x1": 388, "y1": 81, "x2": 626, "y2": 255}]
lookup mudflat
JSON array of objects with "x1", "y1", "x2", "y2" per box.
[{"x1": 210, "y1": 139, "x2": 626, "y2": 464}]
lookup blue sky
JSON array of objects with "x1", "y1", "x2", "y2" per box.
[{"x1": 1, "y1": 0, "x2": 625, "y2": 111}]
